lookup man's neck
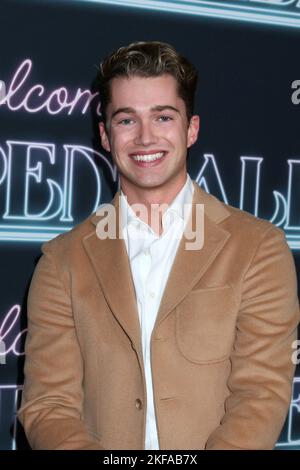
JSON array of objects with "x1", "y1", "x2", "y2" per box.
[{"x1": 121, "y1": 175, "x2": 188, "y2": 236}]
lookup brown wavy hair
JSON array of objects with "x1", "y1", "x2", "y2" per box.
[{"x1": 97, "y1": 41, "x2": 198, "y2": 128}]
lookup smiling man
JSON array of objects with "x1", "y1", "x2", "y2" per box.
[
  {"x1": 99, "y1": 73, "x2": 199, "y2": 212},
  {"x1": 18, "y1": 41, "x2": 299, "y2": 450}
]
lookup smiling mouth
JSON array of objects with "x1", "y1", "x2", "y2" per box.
[{"x1": 131, "y1": 151, "x2": 166, "y2": 162}]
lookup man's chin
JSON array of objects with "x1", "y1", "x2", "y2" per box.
[
  {"x1": 120, "y1": 174, "x2": 165, "y2": 188},
  {"x1": 127, "y1": 179, "x2": 169, "y2": 190}
]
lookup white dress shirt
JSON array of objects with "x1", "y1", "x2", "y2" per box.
[{"x1": 120, "y1": 175, "x2": 194, "y2": 450}]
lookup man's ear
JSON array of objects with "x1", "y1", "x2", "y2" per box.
[
  {"x1": 187, "y1": 115, "x2": 200, "y2": 148},
  {"x1": 99, "y1": 122, "x2": 111, "y2": 152}
]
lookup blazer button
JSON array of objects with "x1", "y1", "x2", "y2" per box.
[{"x1": 135, "y1": 398, "x2": 143, "y2": 410}]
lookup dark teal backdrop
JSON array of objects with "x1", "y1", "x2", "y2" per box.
[{"x1": 0, "y1": 0, "x2": 299, "y2": 450}]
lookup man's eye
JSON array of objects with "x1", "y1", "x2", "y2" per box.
[
  {"x1": 158, "y1": 115, "x2": 173, "y2": 122},
  {"x1": 119, "y1": 118, "x2": 134, "y2": 125}
]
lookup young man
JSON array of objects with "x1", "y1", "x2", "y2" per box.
[{"x1": 18, "y1": 41, "x2": 299, "y2": 450}]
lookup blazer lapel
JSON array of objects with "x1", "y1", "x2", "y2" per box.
[
  {"x1": 82, "y1": 194, "x2": 143, "y2": 361},
  {"x1": 154, "y1": 182, "x2": 232, "y2": 328}
]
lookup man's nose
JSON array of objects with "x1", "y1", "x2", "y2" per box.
[{"x1": 134, "y1": 120, "x2": 158, "y2": 146}]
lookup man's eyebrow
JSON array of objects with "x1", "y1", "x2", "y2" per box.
[
  {"x1": 151, "y1": 105, "x2": 180, "y2": 114},
  {"x1": 111, "y1": 107, "x2": 135, "y2": 119},
  {"x1": 111, "y1": 105, "x2": 180, "y2": 120}
]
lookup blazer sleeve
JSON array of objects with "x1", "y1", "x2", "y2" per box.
[
  {"x1": 17, "y1": 239, "x2": 104, "y2": 450},
  {"x1": 205, "y1": 226, "x2": 300, "y2": 450}
]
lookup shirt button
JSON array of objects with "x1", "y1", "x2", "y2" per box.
[
  {"x1": 135, "y1": 398, "x2": 143, "y2": 410},
  {"x1": 144, "y1": 248, "x2": 150, "y2": 256},
  {"x1": 149, "y1": 292, "x2": 155, "y2": 298}
]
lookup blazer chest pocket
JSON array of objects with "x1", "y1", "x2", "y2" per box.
[{"x1": 176, "y1": 285, "x2": 238, "y2": 364}]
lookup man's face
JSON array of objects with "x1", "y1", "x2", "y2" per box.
[{"x1": 99, "y1": 74, "x2": 199, "y2": 198}]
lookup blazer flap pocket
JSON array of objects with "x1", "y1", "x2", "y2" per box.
[{"x1": 176, "y1": 285, "x2": 238, "y2": 364}]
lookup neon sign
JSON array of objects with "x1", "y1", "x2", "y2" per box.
[
  {"x1": 0, "y1": 385, "x2": 23, "y2": 450},
  {"x1": 276, "y1": 377, "x2": 300, "y2": 448},
  {"x1": 73, "y1": 0, "x2": 300, "y2": 29},
  {"x1": 0, "y1": 139, "x2": 117, "y2": 241},
  {"x1": 0, "y1": 60, "x2": 299, "y2": 248},
  {"x1": 0, "y1": 59, "x2": 101, "y2": 116},
  {"x1": 0, "y1": 305, "x2": 26, "y2": 360},
  {"x1": 196, "y1": 154, "x2": 300, "y2": 250},
  {"x1": 0, "y1": 143, "x2": 299, "y2": 247}
]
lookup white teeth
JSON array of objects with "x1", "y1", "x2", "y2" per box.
[{"x1": 132, "y1": 152, "x2": 164, "y2": 162}]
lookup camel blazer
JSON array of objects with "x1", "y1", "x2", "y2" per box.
[{"x1": 18, "y1": 181, "x2": 300, "y2": 450}]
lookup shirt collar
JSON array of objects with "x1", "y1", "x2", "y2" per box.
[{"x1": 120, "y1": 174, "x2": 194, "y2": 235}]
